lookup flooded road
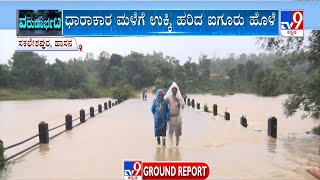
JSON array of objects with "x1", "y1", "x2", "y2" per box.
[{"x1": 0, "y1": 94, "x2": 319, "y2": 179}]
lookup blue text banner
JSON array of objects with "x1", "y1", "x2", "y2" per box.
[{"x1": 62, "y1": 10, "x2": 279, "y2": 36}]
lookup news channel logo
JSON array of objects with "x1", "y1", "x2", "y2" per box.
[
  {"x1": 16, "y1": 10, "x2": 62, "y2": 37},
  {"x1": 123, "y1": 160, "x2": 143, "y2": 180},
  {"x1": 280, "y1": 10, "x2": 304, "y2": 37}
]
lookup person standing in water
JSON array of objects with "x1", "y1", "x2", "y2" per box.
[
  {"x1": 151, "y1": 89, "x2": 170, "y2": 146},
  {"x1": 144, "y1": 88, "x2": 148, "y2": 100},
  {"x1": 165, "y1": 82, "x2": 185, "y2": 147},
  {"x1": 142, "y1": 89, "x2": 145, "y2": 100},
  {"x1": 142, "y1": 88, "x2": 148, "y2": 101}
]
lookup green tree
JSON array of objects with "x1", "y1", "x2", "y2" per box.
[
  {"x1": 100, "y1": 53, "x2": 123, "y2": 88},
  {"x1": 236, "y1": 63, "x2": 246, "y2": 81},
  {"x1": 9, "y1": 51, "x2": 47, "y2": 88},
  {"x1": 48, "y1": 59, "x2": 68, "y2": 89},
  {"x1": 245, "y1": 60, "x2": 259, "y2": 82},
  {"x1": 200, "y1": 69, "x2": 211, "y2": 81},
  {"x1": 190, "y1": 62, "x2": 200, "y2": 80},
  {"x1": 227, "y1": 67, "x2": 237, "y2": 89},
  {"x1": 109, "y1": 54, "x2": 123, "y2": 67},
  {"x1": 132, "y1": 74, "x2": 143, "y2": 89},
  {"x1": 257, "y1": 30, "x2": 320, "y2": 118},
  {"x1": 97, "y1": 51, "x2": 110, "y2": 87},
  {"x1": 66, "y1": 61, "x2": 88, "y2": 88},
  {"x1": 183, "y1": 60, "x2": 192, "y2": 81},
  {"x1": 252, "y1": 69, "x2": 281, "y2": 96},
  {"x1": 199, "y1": 54, "x2": 211, "y2": 71},
  {"x1": 0, "y1": 64, "x2": 10, "y2": 88},
  {"x1": 110, "y1": 66, "x2": 127, "y2": 87}
]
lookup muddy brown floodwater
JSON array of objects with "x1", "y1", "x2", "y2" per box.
[{"x1": 0, "y1": 94, "x2": 319, "y2": 179}]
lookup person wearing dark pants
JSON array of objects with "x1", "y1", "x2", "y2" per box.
[
  {"x1": 151, "y1": 89, "x2": 170, "y2": 147},
  {"x1": 142, "y1": 89, "x2": 145, "y2": 100}
]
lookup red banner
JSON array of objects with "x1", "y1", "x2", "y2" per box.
[{"x1": 142, "y1": 162, "x2": 210, "y2": 179}]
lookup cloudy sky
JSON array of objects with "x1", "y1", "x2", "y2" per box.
[{"x1": 0, "y1": 30, "x2": 311, "y2": 65}]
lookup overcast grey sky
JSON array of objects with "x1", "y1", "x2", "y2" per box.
[{"x1": 0, "y1": 30, "x2": 311, "y2": 65}]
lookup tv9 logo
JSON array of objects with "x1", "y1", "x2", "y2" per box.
[
  {"x1": 123, "y1": 161, "x2": 142, "y2": 180},
  {"x1": 280, "y1": 10, "x2": 304, "y2": 37}
]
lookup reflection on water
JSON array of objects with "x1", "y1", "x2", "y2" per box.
[
  {"x1": 155, "y1": 147, "x2": 181, "y2": 162},
  {"x1": 155, "y1": 147, "x2": 165, "y2": 161},
  {"x1": 39, "y1": 144, "x2": 50, "y2": 155},
  {"x1": 0, "y1": 94, "x2": 319, "y2": 179},
  {"x1": 168, "y1": 148, "x2": 181, "y2": 161},
  {"x1": 267, "y1": 137, "x2": 277, "y2": 153}
]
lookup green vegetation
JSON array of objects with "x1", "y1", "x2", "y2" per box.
[
  {"x1": 0, "y1": 51, "x2": 146, "y2": 100},
  {"x1": 0, "y1": 46, "x2": 315, "y2": 102},
  {"x1": 0, "y1": 88, "x2": 68, "y2": 100},
  {"x1": 0, "y1": 32, "x2": 319, "y2": 136},
  {"x1": 0, "y1": 140, "x2": 4, "y2": 168},
  {"x1": 258, "y1": 30, "x2": 320, "y2": 134},
  {"x1": 149, "y1": 52, "x2": 307, "y2": 97},
  {"x1": 110, "y1": 85, "x2": 137, "y2": 99},
  {"x1": 312, "y1": 125, "x2": 320, "y2": 136}
]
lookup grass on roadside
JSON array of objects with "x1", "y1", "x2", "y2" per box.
[{"x1": 0, "y1": 88, "x2": 139, "y2": 101}]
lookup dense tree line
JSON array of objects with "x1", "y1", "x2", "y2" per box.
[
  {"x1": 1, "y1": 31, "x2": 318, "y2": 133},
  {"x1": 0, "y1": 49, "x2": 312, "y2": 99},
  {"x1": 258, "y1": 30, "x2": 320, "y2": 119}
]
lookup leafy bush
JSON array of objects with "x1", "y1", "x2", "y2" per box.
[
  {"x1": 312, "y1": 125, "x2": 320, "y2": 135},
  {"x1": 110, "y1": 85, "x2": 134, "y2": 99},
  {"x1": 79, "y1": 73, "x2": 100, "y2": 98},
  {"x1": 67, "y1": 89, "x2": 84, "y2": 99},
  {"x1": 43, "y1": 90, "x2": 67, "y2": 99},
  {"x1": 185, "y1": 79, "x2": 233, "y2": 95},
  {"x1": 80, "y1": 83, "x2": 100, "y2": 98}
]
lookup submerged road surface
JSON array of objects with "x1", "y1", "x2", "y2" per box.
[{"x1": 0, "y1": 95, "x2": 319, "y2": 179}]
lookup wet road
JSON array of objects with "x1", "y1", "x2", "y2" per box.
[{"x1": 0, "y1": 94, "x2": 319, "y2": 179}]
